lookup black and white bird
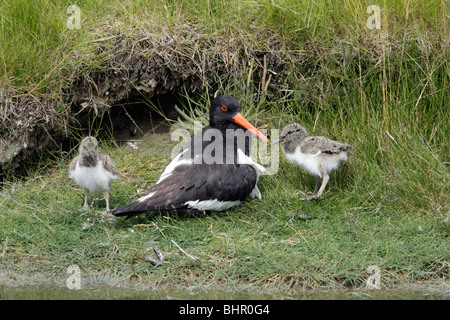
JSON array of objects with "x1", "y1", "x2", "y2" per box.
[
  {"x1": 112, "y1": 95, "x2": 268, "y2": 219},
  {"x1": 272, "y1": 123, "x2": 351, "y2": 199},
  {"x1": 69, "y1": 136, "x2": 118, "y2": 212}
]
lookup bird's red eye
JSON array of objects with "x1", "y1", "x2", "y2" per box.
[{"x1": 221, "y1": 105, "x2": 227, "y2": 111}]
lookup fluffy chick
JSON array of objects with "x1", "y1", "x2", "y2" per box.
[
  {"x1": 273, "y1": 123, "x2": 352, "y2": 198},
  {"x1": 69, "y1": 136, "x2": 118, "y2": 212}
]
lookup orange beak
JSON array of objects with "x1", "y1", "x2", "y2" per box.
[{"x1": 232, "y1": 112, "x2": 268, "y2": 142}]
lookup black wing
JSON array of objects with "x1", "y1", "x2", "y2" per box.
[
  {"x1": 112, "y1": 162, "x2": 257, "y2": 218},
  {"x1": 112, "y1": 125, "x2": 257, "y2": 218}
]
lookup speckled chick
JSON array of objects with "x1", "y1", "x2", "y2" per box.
[
  {"x1": 69, "y1": 136, "x2": 118, "y2": 211},
  {"x1": 273, "y1": 123, "x2": 352, "y2": 198}
]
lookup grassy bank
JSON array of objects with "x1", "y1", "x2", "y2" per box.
[
  {"x1": 0, "y1": 0, "x2": 449, "y2": 292},
  {"x1": 1, "y1": 0, "x2": 448, "y2": 96}
]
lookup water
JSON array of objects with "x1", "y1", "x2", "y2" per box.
[{"x1": 0, "y1": 284, "x2": 448, "y2": 300}]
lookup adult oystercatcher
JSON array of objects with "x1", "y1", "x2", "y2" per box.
[
  {"x1": 69, "y1": 136, "x2": 118, "y2": 212},
  {"x1": 112, "y1": 95, "x2": 268, "y2": 218},
  {"x1": 272, "y1": 123, "x2": 351, "y2": 199}
]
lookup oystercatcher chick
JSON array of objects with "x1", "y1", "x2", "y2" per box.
[
  {"x1": 69, "y1": 136, "x2": 118, "y2": 212},
  {"x1": 272, "y1": 123, "x2": 351, "y2": 199},
  {"x1": 112, "y1": 95, "x2": 268, "y2": 218}
]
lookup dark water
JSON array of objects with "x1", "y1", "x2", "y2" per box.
[{"x1": 0, "y1": 284, "x2": 448, "y2": 300}]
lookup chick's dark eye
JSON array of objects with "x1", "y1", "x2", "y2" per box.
[{"x1": 221, "y1": 105, "x2": 228, "y2": 111}]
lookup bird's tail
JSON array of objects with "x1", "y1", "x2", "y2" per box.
[{"x1": 111, "y1": 201, "x2": 186, "y2": 219}]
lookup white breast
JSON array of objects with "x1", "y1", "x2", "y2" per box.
[
  {"x1": 69, "y1": 160, "x2": 117, "y2": 192},
  {"x1": 237, "y1": 149, "x2": 265, "y2": 199},
  {"x1": 285, "y1": 147, "x2": 322, "y2": 177}
]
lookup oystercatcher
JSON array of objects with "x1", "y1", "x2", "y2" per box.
[
  {"x1": 112, "y1": 95, "x2": 268, "y2": 218},
  {"x1": 69, "y1": 136, "x2": 118, "y2": 212},
  {"x1": 272, "y1": 123, "x2": 351, "y2": 199}
]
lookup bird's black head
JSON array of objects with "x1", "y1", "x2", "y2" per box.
[
  {"x1": 209, "y1": 95, "x2": 268, "y2": 142},
  {"x1": 210, "y1": 95, "x2": 241, "y2": 127}
]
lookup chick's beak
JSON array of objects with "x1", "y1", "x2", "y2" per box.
[
  {"x1": 271, "y1": 136, "x2": 285, "y2": 145},
  {"x1": 89, "y1": 150, "x2": 97, "y2": 161}
]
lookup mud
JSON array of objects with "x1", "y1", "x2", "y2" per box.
[
  {"x1": 0, "y1": 88, "x2": 69, "y2": 176},
  {"x1": 0, "y1": 268, "x2": 448, "y2": 300}
]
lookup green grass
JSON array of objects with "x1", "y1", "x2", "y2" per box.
[
  {"x1": 1, "y1": 0, "x2": 448, "y2": 93},
  {"x1": 0, "y1": 127, "x2": 448, "y2": 290},
  {"x1": 0, "y1": 0, "x2": 449, "y2": 293}
]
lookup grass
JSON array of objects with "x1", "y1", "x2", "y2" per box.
[
  {"x1": 0, "y1": 0, "x2": 449, "y2": 294},
  {"x1": 1, "y1": 87, "x2": 448, "y2": 292},
  {"x1": 0, "y1": 126, "x2": 448, "y2": 291}
]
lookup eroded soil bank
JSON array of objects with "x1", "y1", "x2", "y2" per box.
[{"x1": 0, "y1": 24, "x2": 294, "y2": 177}]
